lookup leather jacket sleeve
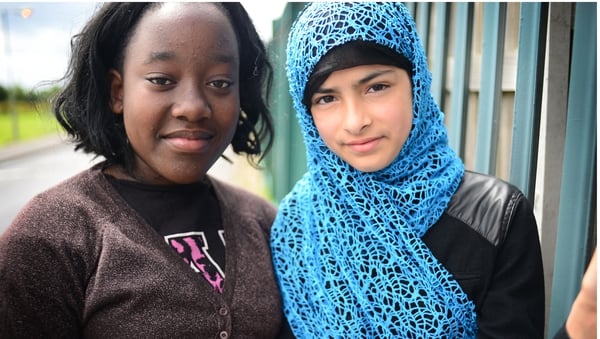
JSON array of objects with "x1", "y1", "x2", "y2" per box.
[
  {"x1": 475, "y1": 194, "x2": 545, "y2": 338},
  {"x1": 422, "y1": 171, "x2": 545, "y2": 339}
]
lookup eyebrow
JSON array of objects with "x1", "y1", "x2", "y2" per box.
[{"x1": 314, "y1": 69, "x2": 395, "y2": 94}]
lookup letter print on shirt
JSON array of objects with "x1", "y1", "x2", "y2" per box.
[{"x1": 165, "y1": 232, "x2": 225, "y2": 293}]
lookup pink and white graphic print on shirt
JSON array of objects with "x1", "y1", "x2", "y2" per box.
[{"x1": 165, "y1": 232, "x2": 225, "y2": 293}]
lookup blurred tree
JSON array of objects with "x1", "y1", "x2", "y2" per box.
[
  {"x1": 0, "y1": 85, "x2": 7, "y2": 101},
  {"x1": 0, "y1": 84, "x2": 61, "y2": 104}
]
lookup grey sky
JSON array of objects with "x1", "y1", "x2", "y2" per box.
[{"x1": 0, "y1": 2, "x2": 286, "y2": 89}]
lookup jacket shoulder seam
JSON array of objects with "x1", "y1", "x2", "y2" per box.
[{"x1": 446, "y1": 171, "x2": 523, "y2": 247}]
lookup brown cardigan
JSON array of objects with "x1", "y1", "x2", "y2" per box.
[{"x1": 0, "y1": 163, "x2": 284, "y2": 338}]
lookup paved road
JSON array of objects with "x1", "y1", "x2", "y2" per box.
[{"x1": 0, "y1": 139, "x2": 99, "y2": 234}]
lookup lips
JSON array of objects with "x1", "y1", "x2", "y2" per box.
[
  {"x1": 163, "y1": 129, "x2": 214, "y2": 139},
  {"x1": 162, "y1": 129, "x2": 215, "y2": 153},
  {"x1": 346, "y1": 136, "x2": 381, "y2": 153}
]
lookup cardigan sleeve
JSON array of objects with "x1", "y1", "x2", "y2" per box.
[
  {"x1": 476, "y1": 196, "x2": 545, "y2": 339},
  {"x1": 0, "y1": 196, "x2": 89, "y2": 337}
]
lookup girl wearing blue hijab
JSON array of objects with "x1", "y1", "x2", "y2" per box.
[{"x1": 271, "y1": 2, "x2": 545, "y2": 338}]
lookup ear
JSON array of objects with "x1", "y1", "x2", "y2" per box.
[{"x1": 109, "y1": 69, "x2": 124, "y2": 114}]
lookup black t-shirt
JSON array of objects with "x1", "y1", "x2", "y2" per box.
[{"x1": 106, "y1": 175, "x2": 225, "y2": 293}]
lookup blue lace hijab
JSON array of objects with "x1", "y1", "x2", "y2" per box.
[{"x1": 271, "y1": 3, "x2": 477, "y2": 338}]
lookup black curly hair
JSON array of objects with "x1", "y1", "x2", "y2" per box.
[{"x1": 52, "y1": 2, "x2": 274, "y2": 171}]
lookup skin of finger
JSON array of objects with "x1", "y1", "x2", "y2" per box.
[{"x1": 565, "y1": 249, "x2": 597, "y2": 339}]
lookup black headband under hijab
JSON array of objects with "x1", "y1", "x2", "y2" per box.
[{"x1": 303, "y1": 40, "x2": 413, "y2": 107}]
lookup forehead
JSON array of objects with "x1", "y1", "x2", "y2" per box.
[{"x1": 126, "y1": 3, "x2": 238, "y2": 62}]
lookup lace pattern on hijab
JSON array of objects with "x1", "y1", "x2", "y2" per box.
[{"x1": 271, "y1": 2, "x2": 477, "y2": 338}]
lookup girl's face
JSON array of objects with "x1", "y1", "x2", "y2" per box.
[
  {"x1": 309, "y1": 64, "x2": 413, "y2": 172},
  {"x1": 109, "y1": 3, "x2": 240, "y2": 185}
]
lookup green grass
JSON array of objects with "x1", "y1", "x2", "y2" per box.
[{"x1": 0, "y1": 102, "x2": 61, "y2": 147}]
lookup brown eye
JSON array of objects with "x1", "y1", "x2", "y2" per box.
[
  {"x1": 314, "y1": 95, "x2": 335, "y2": 105},
  {"x1": 148, "y1": 77, "x2": 174, "y2": 86},
  {"x1": 208, "y1": 80, "x2": 233, "y2": 89},
  {"x1": 367, "y1": 83, "x2": 389, "y2": 93}
]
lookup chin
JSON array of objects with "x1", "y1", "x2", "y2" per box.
[
  {"x1": 345, "y1": 153, "x2": 397, "y2": 173},
  {"x1": 349, "y1": 163, "x2": 385, "y2": 173}
]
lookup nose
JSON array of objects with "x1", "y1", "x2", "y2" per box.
[
  {"x1": 172, "y1": 83, "x2": 211, "y2": 121},
  {"x1": 342, "y1": 100, "x2": 371, "y2": 134}
]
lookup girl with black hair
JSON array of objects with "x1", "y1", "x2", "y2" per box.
[
  {"x1": 271, "y1": 2, "x2": 545, "y2": 338},
  {"x1": 0, "y1": 3, "x2": 291, "y2": 337}
]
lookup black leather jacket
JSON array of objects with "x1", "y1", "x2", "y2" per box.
[{"x1": 422, "y1": 170, "x2": 545, "y2": 339}]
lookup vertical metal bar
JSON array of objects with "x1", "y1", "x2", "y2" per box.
[
  {"x1": 267, "y1": 2, "x2": 307, "y2": 203},
  {"x1": 448, "y1": 3, "x2": 473, "y2": 157},
  {"x1": 510, "y1": 3, "x2": 547, "y2": 200},
  {"x1": 416, "y1": 2, "x2": 430, "y2": 53},
  {"x1": 405, "y1": 2, "x2": 416, "y2": 19},
  {"x1": 537, "y1": 4, "x2": 571, "y2": 336},
  {"x1": 549, "y1": 3, "x2": 597, "y2": 336},
  {"x1": 1, "y1": 10, "x2": 19, "y2": 141},
  {"x1": 431, "y1": 2, "x2": 450, "y2": 106},
  {"x1": 475, "y1": 3, "x2": 506, "y2": 175}
]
